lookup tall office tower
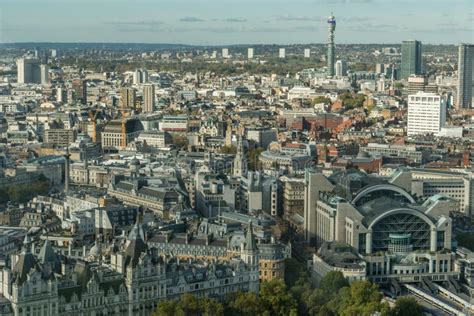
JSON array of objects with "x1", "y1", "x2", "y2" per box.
[
  {"x1": 56, "y1": 86, "x2": 67, "y2": 104},
  {"x1": 407, "y1": 92, "x2": 446, "y2": 136},
  {"x1": 143, "y1": 84, "x2": 155, "y2": 113},
  {"x1": 133, "y1": 69, "x2": 142, "y2": 85},
  {"x1": 247, "y1": 48, "x2": 254, "y2": 59},
  {"x1": 304, "y1": 48, "x2": 311, "y2": 58},
  {"x1": 16, "y1": 58, "x2": 28, "y2": 84},
  {"x1": 401, "y1": 40, "x2": 422, "y2": 79},
  {"x1": 377, "y1": 77, "x2": 386, "y2": 92},
  {"x1": 141, "y1": 69, "x2": 149, "y2": 83},
  {"x1": 327, "y1": 14, "x2": 336, "y2": 77},
  {"x1": 279, "y1": 48, "x2": 286, "y2": 59},
  {"x1": 456, "y1": 44, "x2": 474, "y2": 109},
  {"x1": 375, "y1": 63, "x2": 385, "y2": 74},
  {"x1": 335, "y1": 60, "x2": 347, "y2": 77},
  {"x1": 72, "y1": 79, "x2": 87, "y2": 104},
  {"x1": 40, "y1": 65, "x2": 49, "y2": 85},
  {"x1": 51, "y1": 49, "x2": 57, "y2": 58},
  {"x1": 407, "y1": 75, "x2": 428, "y2": 95},
  {"x1": 222, "y1": 48, "x2": 229, "y2": 58},
  {"x1": 120, "y1": 87, "x2": 136, "y2": 109},
  {"x1": 16, "y1": 58, "x2": 41, "y2": 84}
]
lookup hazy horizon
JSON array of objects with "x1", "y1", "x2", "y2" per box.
[{"x1": 0, "y1": 0, "x2": 472, "y2": 45}]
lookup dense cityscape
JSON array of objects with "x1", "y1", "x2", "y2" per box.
[{"x1": 0, "y1": 4, "x2": 473, "y2": 316}]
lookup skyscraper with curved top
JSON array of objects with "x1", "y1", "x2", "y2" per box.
[{"x1": 327, "y1": 14, "x2": 336, "y2": 77}]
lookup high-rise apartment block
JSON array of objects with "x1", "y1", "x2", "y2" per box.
[
  {"x1": 222, "y1": 48, "x2": 229, "y2": 58},
  {"x1": 142, "y1": 84, "x2": 155, "y2": 113},
  {"x1": 401, "y1": 40, "x2": 422, "y2": 79},
  {"x1": 40, "y1": 64, "x2": 49, "y2": 85},
  {"x1": 304, "y1": 48, "x2": 311, "y2": 58},
  {"x1": 407, "y1": 92, "x2": 446, "y2": 136},
  {"x1": 16, "y1": 58, "x2": 42, "y2": 84},
  {"x1": 133, "y1": 69, "x2": 149, "y2": 85},
  {"x1": 456, "y1": 43, "x2": 474, "y2": 109},
  {"x1": 71, "y1": 79, "x2": 87, "y2": 105},
  {"x1": 279, "y1": 48, "x2": 286, "y2": 59},
  {"x1": 375, "y1": 63, "x2": 385, "y2": 74},
  {"x1": 247, "y1": 48, "x2": 254, "y2": 59},
  {"x1": 120, "y1": 87, "x2": 136, "y2": 109}
]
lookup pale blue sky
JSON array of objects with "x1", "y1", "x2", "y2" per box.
[{"x1": 0, "y1": 0, "x2": 472, "y2": 44}]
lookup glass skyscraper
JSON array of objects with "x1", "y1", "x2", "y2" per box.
[
  {"x1": 401, "y1": 40, "x2": 422, "y2": 79},
  {"x1": 457, "y1": 44, "x2": 474, "y2": 109}
]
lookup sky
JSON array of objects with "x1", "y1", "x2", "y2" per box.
[{"x1": 0, "y1": 0, "x2": 472, "y2": 45}]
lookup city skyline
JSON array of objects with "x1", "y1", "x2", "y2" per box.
[{"x1": 0, "y1": 0, "x2": 472, "y2": 45}]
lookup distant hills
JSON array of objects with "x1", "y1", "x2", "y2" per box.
[
  {"x1": 0, "y1": 42, "x2": 457, "y2": 52},
  {"x1": 0, "y1": 43, "x2": 193, "y2": 50}
]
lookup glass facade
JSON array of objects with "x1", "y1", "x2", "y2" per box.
[
  {"x1": 372, "y1": 212, "x2": 430, "y2": 252},
  {"x1": 401, "y1": 40, "x2": 422, "y2": 79}
]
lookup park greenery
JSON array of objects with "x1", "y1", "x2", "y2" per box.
[
  {"x1": 311, "y1": 96, "x2": 332, "y2": 106},
  {"x1": 171, "y1": 134, "x2": 189, "y2": 149},
  {"x1": 247, "y1": 147, "x2": 264, "y2": 172},
  {"x1": 338, "y1": 92, "x2": 367, "y2": 111},
  {"x1": 0, "y1": 174, "x2": 50, "y2": 204},
  {"x1": 153, "y1": 259, "x2": 423, "y2": 316},
  {"x1": 220, "y1": 145, "x2": 237, "y2": 155}
]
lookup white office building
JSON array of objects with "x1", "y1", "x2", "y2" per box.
[
  {"x1": 335, "y1": 60, "x2": 347, "y2": 77},
  {"x1": 133, "y1": 69, "x2": 142, "y2": 85},
  {"x1": 222, "y1": 48, "x2": 229, "y2": 58},
  {"x1": 304, "y1": 48, "x2": 311, "y2": 58},
  {"x1": 279, "y1": 48, "x2": 286, "y2": 59},
  {"x1": 40, "y1": 64, "x2": 49, "y2": 85},
  {"x1": 248, "y1": 48, "x2": 254, "y2": 59},
  {"x1": 407, "y1": 92, "x2": 446, "y2": 136}
]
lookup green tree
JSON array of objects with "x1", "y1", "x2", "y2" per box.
[
  {"x1": 154, "y1": 300, "x2": 177, "y2": 316},
  {"x1": 172, "y1": 134, "x2": 189, "y2": 149},
  {"x1": 247, "y1": 147, "x2": 264, "y2": 171},
  {"x1": 394, "y1": 82, "x2": 404, "y2": 89},
  {"x1": 154, "y1": 294, "x2": 224, "y2": 316},
  {"x1": 5, "y1": 175, "x2": 50, "y2": 203},
  {"x1": 320, "y1": 271, "x2": 349, "y2": 294},
  {"x1": 176, "y1": 293, "x2": 201, "y2": 315},
  {"x1": 220, "y1": 145, "x2": 237, "y2": 155},
  {"x1": 200, "y1": 298, "x2": 224, "y2": 316},
  {"x1": 390, "y1": 296, "x2": 423, "y2": 316},
  {"x1": 259, "y1": 279, "x2": 298, "y2": 316},
  {"x1": 328, "y1": 280, "x2": 390, "y2": 316},
  {"x1": 312, "y1": 96, "x2": 332, "y2": 106},
  {"x1": 226, "y1": 291, "x2": 264, "y2": 315}
]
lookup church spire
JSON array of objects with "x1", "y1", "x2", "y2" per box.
[
  {"x1": 244, "y1": 220, "x2": 257, "y2": 252},
  {"x1": 233, "y1": 134, "x2": 247, "y2": 178}
]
